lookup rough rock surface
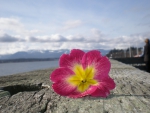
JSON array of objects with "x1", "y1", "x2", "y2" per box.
[{"x1": 0, "y1": 60, "x2": 150, "y2": 113}]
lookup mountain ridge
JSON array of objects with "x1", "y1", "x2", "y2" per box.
[{"x1": 0, "y1": 49, "x2": 110, "y2": 60}]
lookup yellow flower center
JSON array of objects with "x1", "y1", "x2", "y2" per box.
[{"x1": 67, "y1": 64, "x2": 98, "y2": 92}]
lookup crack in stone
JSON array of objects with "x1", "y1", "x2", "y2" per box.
[
  {"x1": 39, "y1": 93, "x2": 45, "y2": 103},
  {"x1": 40, "y1": 99, "x2": 50, "y2": 113},
  {"x1": 1, "y1": 83, "x2": 44, "y2": 96}
]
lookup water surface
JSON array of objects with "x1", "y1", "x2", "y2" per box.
[{"x1": 0, "y1": 60, "x2": 59, "y2": 76}]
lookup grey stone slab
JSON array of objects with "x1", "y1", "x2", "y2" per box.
[{"x1": 0, "y1": 60, "x2": 150, "y2": 113}]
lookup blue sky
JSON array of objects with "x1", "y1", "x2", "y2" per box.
[{"x1": 0, "y1": 0, "x2": 150, "y2": 54}]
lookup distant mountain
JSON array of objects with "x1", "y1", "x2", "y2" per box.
[{"x1": 0, "y1": 49, "x2": 110, "y2": 60}]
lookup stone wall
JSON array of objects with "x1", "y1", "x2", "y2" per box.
[{"x1": 0, "y1": 60, "x2": 150, "y2": 113}]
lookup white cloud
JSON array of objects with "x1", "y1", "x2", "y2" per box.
[
  {"x1": 0, "y1": 33, "x2": 19, "y2": 42},
  {"x1": 91, "y1": 28, "x2": 102, "y2": 36},
  {"x1": 0, "y1": 18, "x2": 24, "y2": 34},
  {"x1": 0, "y1": 43, "x2": 28, "y2": 54},
  {"x1": 66, "y1": 35, "x2": 84, "y2": 42},
  {"x1": 61, "y1": 20, "x2": 82, "y2": 31},
  {"x1": 0, "y1": 18, "x2": 23, "y2": 28},
  {"x1": 90, "y1": 28, "x2": 108, "y2": 42},
  {"x1": 0, "y1": 35, "x2": 147, "y2": 55},
  {"x1": 0, "y1": 18, "x2": 149, "y2": 55},
  {"x1": 50, "y1": 34, "x2": 66, "y2": 42},
  {"x1": 30, "y1": 30, "x2": 42, "y2": 35},
  {"x1": 26, "y1": 34, "x2": 66, "y2": 42},
  {"x1": 0, "y1": 30, "x2": 149, "y2": 55},
  {"x1": 0, "y1": 17, "x2": 42, "y2": 37}
]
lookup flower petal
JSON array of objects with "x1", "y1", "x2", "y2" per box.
[
  {"x1": 94, "y1": 57, "x2": 111, "y2": 80},
  {"x1": 52, "y1": 80, "x2": 77, "y2": 96},
  {"x1": 50, "y1": 49, "x2": 116, "y2": 98},
  {"x1": 82, "y1": 50, "x2": 102, "y2": 69},
  {"x1": 50, "y1": 67, "x2": 74, "y2": 83},
  {"x1": 91, "y1": 76, "x2": 116, "y2": 97},
  {"x1": 69, "y1": 86, "x2": 97, "y2": 98},
  {"x1": 99, "y1": 76, "x2": 116, "y2": 90},
  {"x1": 82, "y1": 50, "x2": 110, "y2": 79},
  {"x1": 50, "y1": 67, "x2": 77, "y2": 96},
  {"x1": 90, "y1": 85, "x2": 110, "y2": 97},
  {"x1": 70, "y1": 49, "x2": 85, "y2": 63},
  {"x1": 59, "y1": 49, "x2": 85, "y2": 69}
]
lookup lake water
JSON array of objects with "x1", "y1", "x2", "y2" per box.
[{"x1": 0, "y1": 60, "x2": 59, "y2": 76}]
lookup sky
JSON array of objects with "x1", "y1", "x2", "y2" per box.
[{"x1": 0, "y1": 0, "x2": 150, "y2": 54}]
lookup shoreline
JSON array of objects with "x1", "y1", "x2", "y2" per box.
[{"x1": 0, "y1": 58, "x2": 59, "y2": 64}]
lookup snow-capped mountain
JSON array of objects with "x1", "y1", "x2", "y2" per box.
[{"x1": 0, "y1": 49, "x2": 110, "y2": 59}]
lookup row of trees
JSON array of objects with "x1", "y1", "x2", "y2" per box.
[{"x1": 106, "y1": 47, "x2": 143, "y2": 58}]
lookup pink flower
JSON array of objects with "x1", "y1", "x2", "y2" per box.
[{"x1": 50, "y1": 49, "x2": 116, "y2": 98}]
